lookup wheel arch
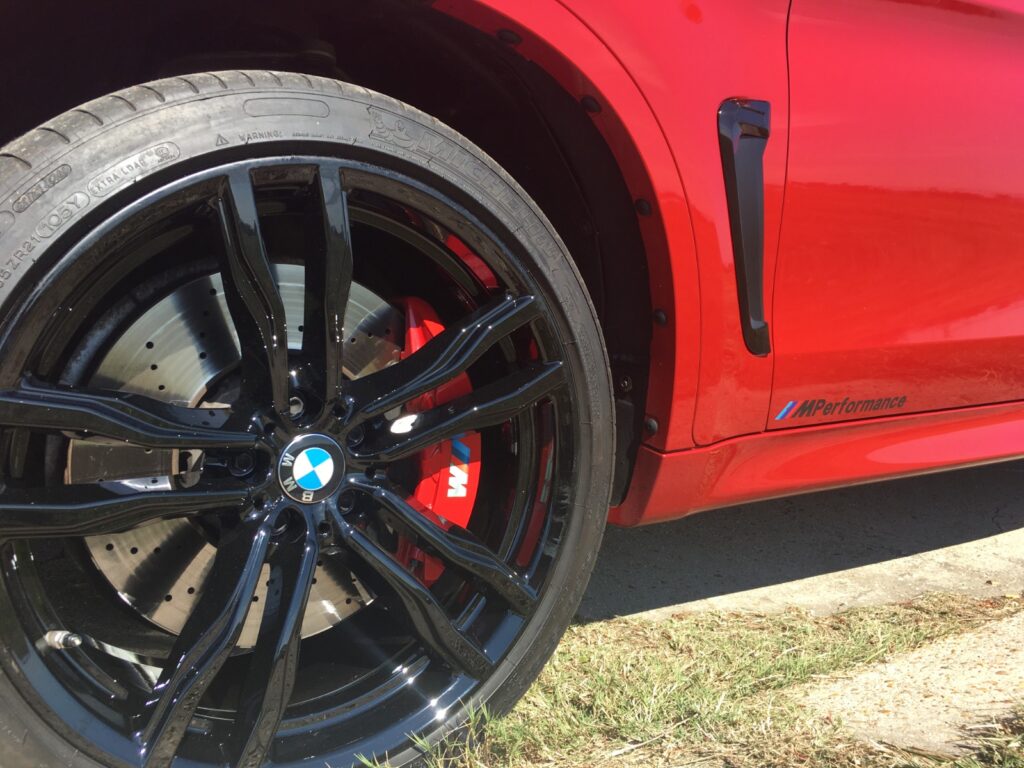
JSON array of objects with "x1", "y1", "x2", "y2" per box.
[{"x1": 0, "y1": 0, "x2": 699, "y2": 505}]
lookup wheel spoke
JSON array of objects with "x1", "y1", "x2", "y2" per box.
[
  {"x1": 137, "y1": 510, "x2": 276, "y2": 768},
  {"x1": 353, "y1": 362, "x2": 564, "y2": 464},
  {"x1": 347, "y1": 477, "x2": 536, "y2": 615},
  {"x1": 346, "y1": 294, "x2": 542, "y2": 422},
  {"x1": 215, "y1": 169, "x2": 290, "y2": 416},
  {"x1": 0, "y1": 377, "x2": 257, "y2": 450},
  {"x1": 329, "y1": 507, "x2": 492, "y2": 679},
  {"x1": 302, "y1": 167, "x2": 352, "y2": 411},
  {"x1": 0, "y1": 483, "x2": 249, "y2": 540},
  {"x1": 231, "y1": 512, "x2": 318, "y2": 767}
]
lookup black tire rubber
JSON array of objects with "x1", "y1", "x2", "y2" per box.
[{"x1": 0, "y1": 71, "x2": 613, "y2": 767}]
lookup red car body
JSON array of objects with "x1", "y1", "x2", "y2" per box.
[
  {"x1": 435, "y1": 0, "x2": 1024, "y2": 526},
  {"x1": 3, "y1": 3, "x2": 1022, "y2": 763}
]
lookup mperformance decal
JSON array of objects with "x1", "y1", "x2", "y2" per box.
[{"x1": 775, "y1": 395, "x2": 908, "y2": 421}]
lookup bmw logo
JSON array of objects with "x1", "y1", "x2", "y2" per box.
[{"x1": 277, "y1": 434, "x2": 346, "y2": 503}]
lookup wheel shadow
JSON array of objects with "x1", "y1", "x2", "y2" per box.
[{"x1": 578, "y1": 461, "x2": 1024, "y2": 621}]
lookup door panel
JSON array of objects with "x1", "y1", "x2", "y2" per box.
[{"x1": 771, "y1": 0, "x2": 1024, "y2": 429}]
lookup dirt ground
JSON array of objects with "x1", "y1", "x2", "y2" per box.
[{"x1": 797, "y1": 610, "x2": 1024, "y2": 755}]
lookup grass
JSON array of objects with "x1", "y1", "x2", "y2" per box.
[{"x1": 387, "y1": 593, "x2": 1023, "y2": 768}]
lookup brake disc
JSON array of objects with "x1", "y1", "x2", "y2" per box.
[{"x1": 68, "y1": 264, "x2": 403, "y2": 648}]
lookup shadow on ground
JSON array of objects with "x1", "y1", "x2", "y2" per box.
[{"x1": 579, "y1": 461, "x2": 1024, "y2": 621}]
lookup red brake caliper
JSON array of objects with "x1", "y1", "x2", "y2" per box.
[{"x1": 395, "y1": 297, "x2": 482, "y2": 585}]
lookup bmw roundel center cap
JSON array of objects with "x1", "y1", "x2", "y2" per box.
[{"x1": 278, "y1": 434, "x2": 346, "y2": 503}]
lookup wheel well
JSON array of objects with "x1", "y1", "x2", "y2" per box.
[{"x1": 0, "y1": 0, "x2": 651, "y2": 503}]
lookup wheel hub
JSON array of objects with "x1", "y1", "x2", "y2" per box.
[
  {"x1": 277, "y1": 434, "x2": 346, "y2": 503},
  {"x1": 72, "y1": 264, "x2": 400, "y2": 647}
]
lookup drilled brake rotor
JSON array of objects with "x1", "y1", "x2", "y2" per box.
[{"x1": 68, "y1": 264, "x2": 403, "y2": 648}]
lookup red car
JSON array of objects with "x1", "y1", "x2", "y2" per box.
[{"x1": 0, "y1": 0, "x2": 1020, "y2": 765}]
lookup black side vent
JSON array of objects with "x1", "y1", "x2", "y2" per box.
[{"x1": 718, "y1": 98, "x2": 771, "y2": 356}]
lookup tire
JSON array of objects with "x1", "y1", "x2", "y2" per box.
[{"x1": 0, "y1": 72, "x2": 612, "y2": 767}]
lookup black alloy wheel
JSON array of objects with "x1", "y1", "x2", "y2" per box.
[{"x1": 0, "y1": 72, "x2": 613, "y2": 768}]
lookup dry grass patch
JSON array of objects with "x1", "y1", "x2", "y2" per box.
[{"x1": 406, "y1": 594, "x2": 1023, "y2": 768}]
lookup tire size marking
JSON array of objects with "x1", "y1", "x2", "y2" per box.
[
  {"x1": 0, "y1": 251, "x2": 27, "y2": 286},
  {"x1": 2, "y1": 192, "x2": 90, "y2": 289},
  {"x1": 2, "y1": 243, "x2": 34, "y2": 288}
]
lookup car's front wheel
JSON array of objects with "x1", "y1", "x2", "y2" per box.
[{"x1": 0, "y1": 71, "x2": 612, "y2": 767}]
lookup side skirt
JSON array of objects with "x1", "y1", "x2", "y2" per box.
[{"x1": 612, "y1": 400, "x2": 1024, "y2": 525}]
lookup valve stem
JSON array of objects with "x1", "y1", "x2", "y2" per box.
[{"x1": 44, "y1": 630, "x2": 83, "y2": 650}]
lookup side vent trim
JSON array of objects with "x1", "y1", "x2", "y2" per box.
[{"x1": 718, "y1": 98, "x2": 771, "y2": 356}]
